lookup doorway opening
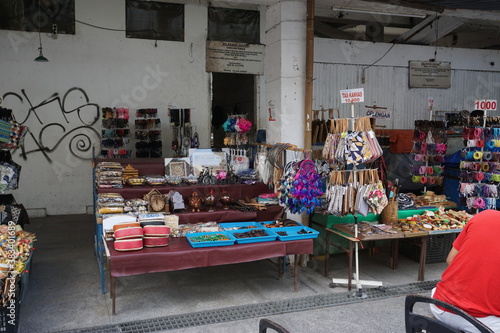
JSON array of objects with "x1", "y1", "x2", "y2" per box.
[{"x1": 211, "y1": 72, "x2": 255, "y2": 148}]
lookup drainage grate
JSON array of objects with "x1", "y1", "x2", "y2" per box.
[{"x1": 59, "y1": 280, "x2": 437, "y2": 333}]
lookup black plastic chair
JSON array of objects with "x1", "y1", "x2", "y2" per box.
[
  {"x1": 405, "y1": 295, "x2": 494, "y2": 333},
  {"x1": 259, "y1": 318, "x2": 290, "y2": 333}
]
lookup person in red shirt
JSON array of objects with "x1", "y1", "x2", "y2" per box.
[{"x1": 431, "y1": 209, "x2": 500, "y2": 332}]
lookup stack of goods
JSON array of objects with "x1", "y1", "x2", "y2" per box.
[
  {"x1": 336, "y1": 221, "x2": 401, "y2": 238},
  {"x1": 100, "y1": 107, "x2": 132, "y2": 159},
  {"x1": 136, "y1": 108, "x2": 162, "y2": 158},
  {"x1": 96, "y1": 193, "x2": 124, "y2": 215},
  {"x1": 112, "y1": 219, "x2": 172, "y2": 250},
  {"x1": 411, "y1": 191, "x2": 454, "y2": 208},
  {"x1": 0, "y1": 224, "x2": 36, "y2": 306},
  {"x1": 396, "y1": 193, "x2": 416, "y2": 210},
  {"x1": 164, "y1": 215, "x2": 179, "y2": 232},
  {"x1": 113, "y1": 222, "x2": 144, "y2": 251},
  {"x1": 459, "y1": 124, "x2": 500, "y2": 210},
  {"x1": 143, "y1": 224, "x2": 170, "y2": 247},
  {"x1": 261, "y1": 219, "x2": 301, "y2": 228},
  {"x1": 122, "y1": 164, "x2": 139, "y2": 183},
  {"x1": 124, "y1": 199, "x2": 148, "y2": 214},
  {"x1": 411, "y1": 120, "x2": 447, "y2": 187},
  {"x1": 395, "y1": 208, "x2": 472, "y2": 234},
  {"x1": 145, "y1": 176, "x2": 167, "y2": 186},
  {"x1": 138, "y1": 213, "x2": 165, "y2": 227},
  {"x1": 257, "y1": 193, "x2": 279, "y2": 205},
  {"x1": 0, "y1": 224, "x2": 36, "y2": 276},
  {"x1": 170, "y1": 222, "x2": 222, "y2": 237},
  {"x1": 95, "y1": 162, "x2": 123, "y2": 189}
]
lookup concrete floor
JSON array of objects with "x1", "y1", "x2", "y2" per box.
[{"x1": 19, "y1": 214, "x2": 447, "y2": 333}]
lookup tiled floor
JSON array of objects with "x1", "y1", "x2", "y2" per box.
[{"x1": 19, "y1": 215, "x2": 446, "y2": 333}]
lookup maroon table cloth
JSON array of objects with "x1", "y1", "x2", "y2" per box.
[
  {"x1": 98, "y1": 183, "x2": 274, "y2": 200},
  {"x1": 107, "y1": 237, "x2": 313, "y2": 277}
]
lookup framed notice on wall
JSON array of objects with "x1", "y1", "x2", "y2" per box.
[
  {"x1": 206, "y1": 41, "x2": 264, "y2": 75},
  {"x1": 409, "y1": 61, "x2": 451, "y2": 89}
]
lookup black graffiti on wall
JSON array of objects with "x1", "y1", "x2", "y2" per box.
[{"x1": 2, "y1": 87, "x2": 100, "y2": 161}]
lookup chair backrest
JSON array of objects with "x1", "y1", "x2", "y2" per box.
[
  {"x1": 405, "y1": 295, "x2": 494, "y2": 333},
  {"x1": 259, "y1": 318, "x2": 290, "y2": 333}
]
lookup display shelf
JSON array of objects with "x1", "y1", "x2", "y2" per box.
[
  {"x1": 135, "y1": 108, "x2": 162, "y2": 158},
  {"x1": 92, "y1": 157, "x2": 284, "y2": 294},
  {"x1": 100, "y1": 107, "x2": 132, "y2": 159}
]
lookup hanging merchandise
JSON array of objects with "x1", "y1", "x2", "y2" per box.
[
  {"x1": 170, "y1": 108, "x2": 194, "y2": 157},
  {"x1": 101, "y1": 107, "x2": 132, "y2": 159},
  {"x1": 322, "y1": 117, "x2": 382, "y2": 166},
  {"x1": 458, "y1": 116, "x2": 500, "y2": 211},
  {"x1": 222, "y1": 114, "x2": 252, "y2": 146},
  {"x1": 410, "y1": 120, "x2": 447, "y2": 187},
  {"x1": 325, "y1": 169, "x2": 388, "y2": 217},
  {"x1": 277, "y1": 158, "x2": 323, "y2": 215},
  {"x1": 135, "y1": 108, "x2": 162, "y2": 158},
  {"x1": 0, "y1": 151, "x2": 21, "y2": 192},
  {"x1": 229, "y1": 148, "x2": 250, "y2": 174},
  {"x1": 255, "y1": 146, "x2": 272, "y2": 186}
]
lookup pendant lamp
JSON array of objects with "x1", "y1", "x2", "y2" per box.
[{"x1": 34, "y1": 0, "x2": 48, "y2": 62}]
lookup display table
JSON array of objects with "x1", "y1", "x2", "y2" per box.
[
  {"x1": 324, "y1": 225, "x2": 429, "y2": 290},
  {"x1": 94, "y1": 166, "x2": 283, "y2": 294},
  {"x1": 104, "y1": 237, "x2": 313, "y2": 314}
]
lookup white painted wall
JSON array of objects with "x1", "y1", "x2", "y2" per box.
[
  {"x1": 313, "y1": 38, "x2": 500, "y2": 129},
  {"x1": 0, "y1": 0, "x2": 211, "y2": 215}
]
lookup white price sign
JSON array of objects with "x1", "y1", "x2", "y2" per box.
[
  {"x1": 340, "y1": 88, "x2": 364, "y2": 104},
  {"x1": 474, "y1": 99, "x2": 497, "y2": 111}
]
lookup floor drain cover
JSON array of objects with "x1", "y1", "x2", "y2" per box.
[{"x1": 59, "y1": 280, "x2": 438, "y2": 333}]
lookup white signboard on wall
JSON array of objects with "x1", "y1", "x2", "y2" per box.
[
  {"x1": 206, "y1": 41, "x2": 264, "y2": 75},
  {"x1": 340, "y1": 88, "x2": 364, "y2": 104},
  {"x1": 409, "y1": 61, "x2": 451, "y2": 88}
]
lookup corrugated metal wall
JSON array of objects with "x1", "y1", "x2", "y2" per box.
[{"x1": 313, "y1": 62, "x2": 500, "y2": 129}]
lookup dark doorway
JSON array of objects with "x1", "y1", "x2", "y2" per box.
[{"x1": 211, "y1": 73, "x2": 255, "y2": 148}]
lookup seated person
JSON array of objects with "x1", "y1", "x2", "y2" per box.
[{"x1": 431, "y1": 209, "x2": 500, "y2": 332}]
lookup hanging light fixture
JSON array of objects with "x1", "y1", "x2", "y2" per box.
[{"x1": 34, "y1": 0, "x2": 48, "y2": 62}]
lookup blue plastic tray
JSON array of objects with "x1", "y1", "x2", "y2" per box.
[
  {"x1": 186, "y1": 232, "x2": 236, "y2": 248},
  {"x1": 226, "y1": 228, "x2": 278, "y2": 244},
  {"x1": 220, "y1": 222, "x2": 260, "y2": 230},
  {"x1": 273, "y1": 226, "x2": 319, "y2": 241},
  {"x1": 258, "y1": 220, "x2": 304, "y2": 228}
]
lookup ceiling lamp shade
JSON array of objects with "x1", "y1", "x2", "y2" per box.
[{"x1": 34, "y1": 47, "x2": 48, "y2": 62}]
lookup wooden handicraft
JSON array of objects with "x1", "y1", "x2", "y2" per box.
[{"x1": 143, "y1": 189, "x2": 169, "y2": 213}]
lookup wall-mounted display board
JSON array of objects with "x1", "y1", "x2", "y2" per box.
[
  {"x1": 206, "y1": 41, "x2": 264, "y2": 75},
  {"x1": 409, "y1": 61, "x2": 451, "y2": 89}
]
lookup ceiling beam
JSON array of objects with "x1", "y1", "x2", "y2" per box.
[{"x1": 397, "y1": 15, "x2": 467, "y2": 44}]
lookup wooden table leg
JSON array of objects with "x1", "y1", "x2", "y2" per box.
[
  {"x1": 110, "y1": 274, "x2": 116, "y2": 315},
  {"x1": 294, "y1": 254, "x2": 298, "y2": 291},
  {"x1": 391, "y1": 239, "x2": 399, "y2": 270},
  {"x1": 418, "y1": 236, "x2": 428, "y2": 281},
  {"x1": 277, "y1": 256, "x2": 284, "y2": 280},
  {"x1": 348, "y1": 241, "x2": 353, "y2": 291}
]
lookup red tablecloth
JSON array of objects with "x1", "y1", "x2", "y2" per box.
[
  {"x1": 107, "y1": 237, "x2": 313, "y2": 277},
  {"x1": 172, "y1": 205, "x2": 284, "y2": 224},
  {"x1": 98, "y1": 183, "x2": 274, "y2": 200}
]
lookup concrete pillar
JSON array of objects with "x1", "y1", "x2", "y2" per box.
[{"x1": 264, "y1": 1, "x2": 307, "y2": 146}]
